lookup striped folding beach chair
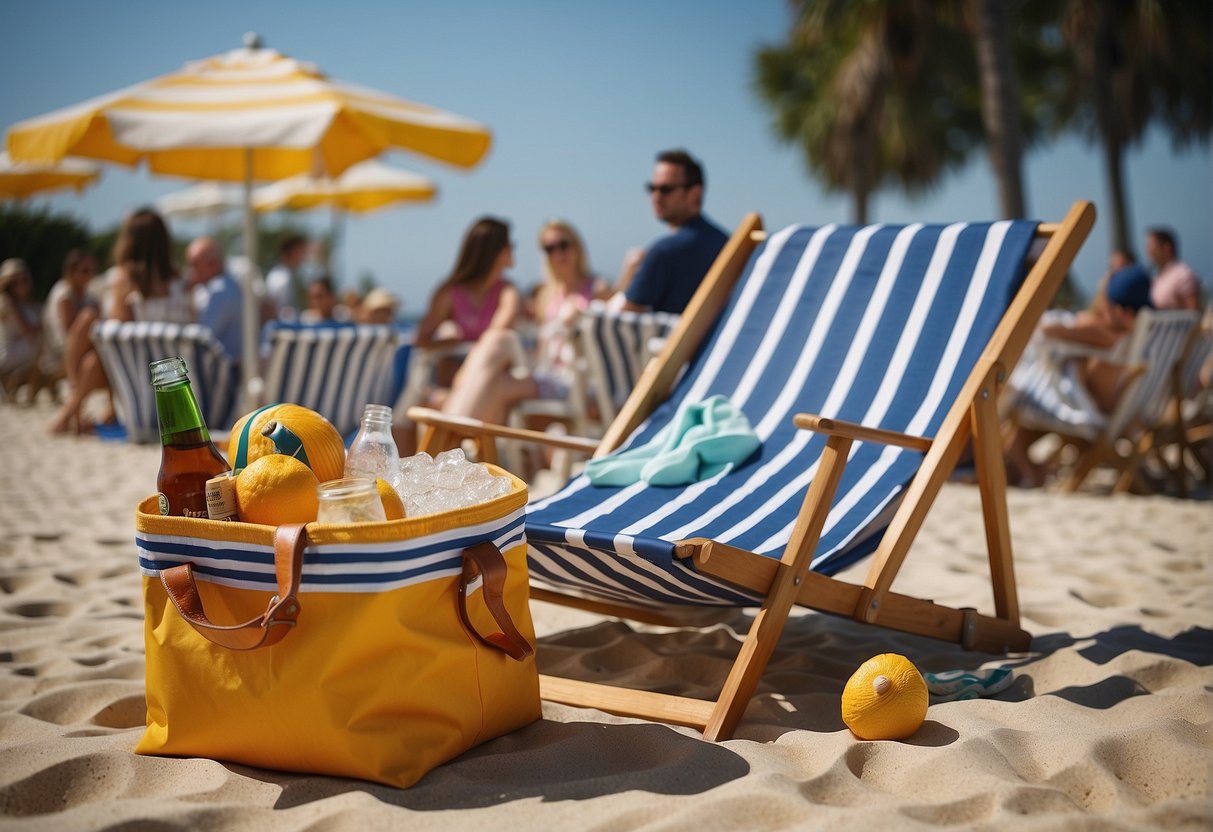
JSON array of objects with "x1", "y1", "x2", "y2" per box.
[
  {"x1": 92, "y1": 319, "x2": 241, "y2": 444},
  {"x1": 260, "y1": 322, "x2": 408, "y2": 438},
  {"x1": 1005, "y1": 308, "x2": 1199, "y2": 493},
  {"x1": 410, "y1": 203, "x2": 1095, "y2": 740}
]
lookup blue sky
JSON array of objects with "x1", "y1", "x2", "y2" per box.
[{"x1": 2, "y1": 0, "x2": 1209, "y2": 313}]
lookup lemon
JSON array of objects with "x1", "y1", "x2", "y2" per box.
[
  {"x1": 841, "y1": 653, "x2": 928, "y2": 740},
  {"x1": 376, "y1": 478, "x2": 405, "y2": 520},
  {"x1": 235, "y1": 454, "x2": 320, "y2": 526}
]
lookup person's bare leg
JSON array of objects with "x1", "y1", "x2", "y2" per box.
[
  {"x1": 63, "y1": 308, "x2": 98, "y2": 389},
  {"x1": 441, "y1": 330, "x2": 542, "y2": 425}
]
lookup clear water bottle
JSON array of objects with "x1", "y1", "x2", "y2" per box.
[{"x1": 345, "y1": 404, "x2": 402, "y2": 489}]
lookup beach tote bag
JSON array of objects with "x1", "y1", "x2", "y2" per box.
[{"x1": 133, "y1": 468, "x2": 541, "y2": 789}]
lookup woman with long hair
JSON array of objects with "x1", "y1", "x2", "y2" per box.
[
  {"x1": 50, "y1": 207, "x2": 189, "y2": 433},
  {"x1": 414, "y1": 216, "x2": 522, "y2": 348},
  {"x1": 439, "y1": 218, "x2": 607, "y2": 427}
]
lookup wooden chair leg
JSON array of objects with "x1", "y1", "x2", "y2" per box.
[
  {"x1": 970, "y1": 393, "x2": 1019, "y2": 625},
  {"x1": 1063, "y1": 438, "x2": 1108, "y2": 492},
  {"x1": 703, "y1": 435, "x2": 852, "y2": 741}
]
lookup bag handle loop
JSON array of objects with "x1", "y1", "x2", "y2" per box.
[
  {"x1": 459, "y1": 541, "x2": 535, "y2": 662},
  {"x1": 160, "y1": 523, "x2": 307, "y2": 651}
]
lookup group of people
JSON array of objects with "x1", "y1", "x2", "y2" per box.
[
  {"x1": 0, "y1": 206, "x2": 401, "y2": 433},
  {"x1": 1001, "y1": 227, "x2": 1206, "y2": 487},
  {"x1": 414, "y1": 148, "x2": 727, "y2": 429}
]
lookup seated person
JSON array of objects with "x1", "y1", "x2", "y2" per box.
[
  {"x1": 360, "y1": 288, "x2": 399, "y2": 325},
  {"x1": 298, "y1": 276, "x2": 351, "y2": 324},
  {"x1": 413, "y1": 216, "x2": 522, "y2": 391},
  {"x1": 0, "y1": 258, "x2": 45, "y2": 402},
  {"x1": 440, "y1": 221, "x2": 605, "y2": 427},
  {"x1": 39, "y1": 250, "x2": 98, "y2": 393},
  {"x1": 1004, "y1": 264, "x2": 1154, "y2": 486}
]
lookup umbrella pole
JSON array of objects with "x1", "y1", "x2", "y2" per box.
[{"x1": 240, "y1": 148, "x2": 262, "y2": 412}]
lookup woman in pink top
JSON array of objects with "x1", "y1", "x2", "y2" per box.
[
  {"x1": 441, "y1": 219, "x2": 607, "y2": 427},
  {"x1": 415, "y1": 216, "x2": 522, "y2": 348}
]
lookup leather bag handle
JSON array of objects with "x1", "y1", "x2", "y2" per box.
[
  {"x1": 459, "y1": 541, "x2": 535, "y2": 662},
  {"x1": 160, "y1": 523, "x2": 307, "y2": 651}
]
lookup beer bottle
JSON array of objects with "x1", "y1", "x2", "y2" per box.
[{"x1": 151, "y1": 357, "x2": 230, "y2": 517}]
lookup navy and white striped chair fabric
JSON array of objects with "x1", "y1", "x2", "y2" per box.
[
  {"x1": 527, "y1": 220, "x2": 1038, "y2": 607},
  {"x1": 577, "y1": 303, "x2": 680, "y2": 426},
  {"x1": 92, "y1": 319, "x2": 241, "y2": 444},
  {"x1": 1008, "y1": 308, "x2": 1199, "y2": 441},
  {"x1": 261, "y1": 323, "x2": 408, "y2": 438}
]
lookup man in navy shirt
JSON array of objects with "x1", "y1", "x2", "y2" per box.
[{"x1": 620, "y1": 149, "x2": 728, "y2": 314}]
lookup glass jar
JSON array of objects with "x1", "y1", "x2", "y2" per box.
[{"x1": 316, "y1": 477, "x2": 388, "y2": 524}]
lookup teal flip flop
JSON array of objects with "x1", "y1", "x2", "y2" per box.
[{"x1": 923, "y1": 667, "x2": 1014, "y2": 702}]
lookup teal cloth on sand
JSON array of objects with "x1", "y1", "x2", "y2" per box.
[{"x1": 586, "y1": 395, "x2": 761, "y2": 487}]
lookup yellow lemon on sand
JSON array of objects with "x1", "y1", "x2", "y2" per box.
[
  {"x1": 841, "y1": 653, "x2": 928, "y2": 740},
  {"x1": 235, "y1": 454, "x2": 320, "y2": 526},
  {"x1": 376, "y1": 478, "x2": 405, "y2": 520}
]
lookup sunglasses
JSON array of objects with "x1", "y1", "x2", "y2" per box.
[
  {"x1": 542, "y1": 239, "x2": 572, "y2": 255},
  {"x1": 645, "y1": 182, "x2": 689, "y2": 196}
]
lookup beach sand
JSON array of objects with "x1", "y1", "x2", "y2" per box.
[{"x1": 1, "y1": 399, "x2": 1210, "y2": 830}]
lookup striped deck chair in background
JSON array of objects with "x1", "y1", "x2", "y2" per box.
[
  {"x1": 578, "y1": 303, "x2": 681, "y2": 428},
  {"x1": 260, "y1": 323, "x2": 408, "y2": 438},
  {"x1": 1153, "y1": 316, "x2": 1213, "y2": 494},
  {"x1": 1005, "y1": 307, "x2": 1199, "y2": 493},
  {"x1": 410, "y1": 202, "x2": 1094, "y2": 740},
  {"x1": 92, "y1": 319, "x2": 241, "y2": 444}
]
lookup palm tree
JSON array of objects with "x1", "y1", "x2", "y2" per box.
[
  {"x1": 1050, "y1": 0, "x2": 1211, "y2": 254},
  {"x1": 755, "y1": 1, "x2": 986, "y2": 223},
  {"x1": 972, "y1": 0, "x2": 1028, "y2": 218}
]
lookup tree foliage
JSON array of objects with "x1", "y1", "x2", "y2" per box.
[{"x1": 0, "y1": 204, "x2": 91, "y2": 301}]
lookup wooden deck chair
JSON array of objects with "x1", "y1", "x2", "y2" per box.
[
  {"x1": 1006, "y1": 307, "x2": 1199, "y2": 493},
  {"x1": 261, "y1": 322, "x2": 407, "y2": 438},
  {"x1": 1145, "y1": 314, "x2": 1212, "y2": 495},
  {"x1": 92, "y1": 319, "x2": 241, "y2": 443},
  {"x1": 410, "y1": 201, "x2": 1095, "y2": 740}
]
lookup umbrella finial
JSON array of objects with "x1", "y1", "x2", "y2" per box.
[{"x1": 243, "y1": 32, "x2": 264, "y2": 50}]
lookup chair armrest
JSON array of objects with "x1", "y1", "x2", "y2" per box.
[
  {"x1": 793, "y1": 414, "x2": 933, "y2": 452},
  {"x1": 406, "y1": 406, "x2": 602, "y2": 454}
]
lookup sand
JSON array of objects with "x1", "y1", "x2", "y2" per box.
[{"x1": 1, "y1": 399, "x2": 1210, "y2": 831}]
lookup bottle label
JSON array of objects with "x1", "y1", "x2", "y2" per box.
[
  {"x1": 157, "y1": 493, "x2": 169, "y2": 516},
  {"x1": 205, "y1": 473, "x2": 240, "y2": 522}
]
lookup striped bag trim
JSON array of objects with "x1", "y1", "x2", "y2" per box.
[{"x1": 138, "y1": 506, "x2": 526, "y2": 594}]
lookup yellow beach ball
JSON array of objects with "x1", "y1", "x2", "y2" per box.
[
  {"x1": 841, "y1": 653, "x2": 928, "y2": 740},
  {"x1": 230, "y1": 404, "x2": 345, "y2": 483}
]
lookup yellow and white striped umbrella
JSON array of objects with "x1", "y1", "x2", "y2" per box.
[
  {"x1": 4, "y1": 35, "x2": 489, "y2": 405},
  {"x1": 253, "y1": 159, "x2": 436, "y2": 213},
  {"x1": 5, "y1": 38, "x2": 491, "y2": 180},
  {"x1": 0, "y1": 152, "x2": 100, "y2": 199}
]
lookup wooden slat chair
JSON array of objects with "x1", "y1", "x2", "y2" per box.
[
  {"x1": 1144, "y1": 315, "x2": 1212, "y2": 495},
  {"x1": 91, "y1": 319, "x2": 241, "y2": 444},
  {"x1": 1005, "y1": 307, "x2": 1200, "y2": 493},
  {"x1": 410, "y1": 202, "x2": 1095, "y2": 741},
  {"x1": 260, "y1": 322, "x2": 408, "y2": 438}
]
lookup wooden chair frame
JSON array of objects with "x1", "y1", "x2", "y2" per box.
[{"x1": 409, "y1": 202, "x2": 1095, "y2": 740}]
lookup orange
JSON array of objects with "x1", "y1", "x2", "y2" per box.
[
  {"x1": 230, "y1": 404, "x2": 345, "y2": 483},
  {"x1": 840, "y1": 653, "x2": 928, "y2": 740},
  {"x1": 235, "y1": 454, "x2": 320, "y2": 526},
  {"x1": 376, "y1": 478, "x2": 405, "y2": 520}
]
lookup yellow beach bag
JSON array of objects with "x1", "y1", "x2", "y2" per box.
[{"x1": 133, "y1": 468, "x2": 540, "y2": 789}]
